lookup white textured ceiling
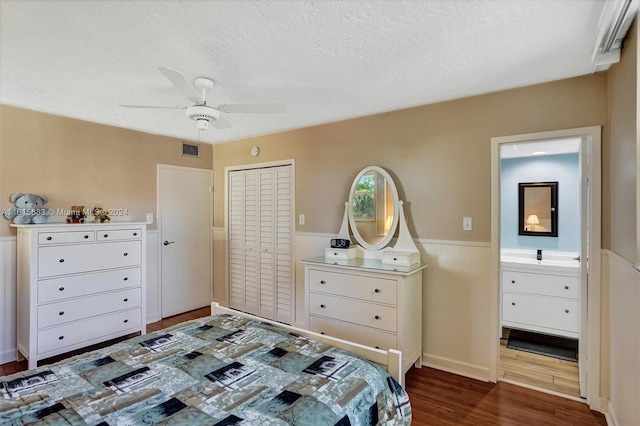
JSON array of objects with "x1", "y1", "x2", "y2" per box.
[{"x1": 1, "y1": 0, "x2": 608, "y2": 144}]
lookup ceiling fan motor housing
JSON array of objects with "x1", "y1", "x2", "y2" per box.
[{"x1": 186, "y1": 105, "x2": 219, "y2": 131}]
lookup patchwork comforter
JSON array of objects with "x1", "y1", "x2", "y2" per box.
[{"x1": 0, "y1": 314, "x2": 411, "y2": 425}]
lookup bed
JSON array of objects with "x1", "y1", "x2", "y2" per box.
[{"x1": 0, "y1": 302, "x2": 411, "y2": 425}]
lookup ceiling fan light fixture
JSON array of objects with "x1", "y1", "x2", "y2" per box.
[{"x1": 186, "y1": 105, "x2": 219, "y2": 131}]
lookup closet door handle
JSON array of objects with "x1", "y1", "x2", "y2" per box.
[{"x1": 163, "y1": 241, "x2": 175, "y2": 246}]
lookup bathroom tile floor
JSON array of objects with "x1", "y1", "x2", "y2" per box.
[{"x1": 500, "y1": 328, "x2": 580, "y2": 398}]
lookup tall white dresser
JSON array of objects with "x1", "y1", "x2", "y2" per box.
[
  {"x1": 302, "y1": 257, "x2": 426, "y2": 381},
  {"x1": 12, "y1": 222, "x2": 147, "y2": 368}
]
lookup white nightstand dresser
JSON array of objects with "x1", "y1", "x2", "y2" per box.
[
  {"x1": 12, "y1": 222, "x2": 147, "y2": 368},
  {"x1": 302, "y1": 257, "x2": 426, "y2": 379}
]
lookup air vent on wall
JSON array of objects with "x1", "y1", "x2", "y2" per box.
[{"x1": 182, "y1": 142, "x2": 200, "y2": 158}]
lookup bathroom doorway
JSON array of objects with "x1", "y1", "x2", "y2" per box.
[{"x1": 490, "y1": 127, "x2": 602, "y2": 408}]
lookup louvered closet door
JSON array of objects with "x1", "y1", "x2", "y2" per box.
[{"x1": 228, "y1": 165, "x2": 292, "y2": 323}]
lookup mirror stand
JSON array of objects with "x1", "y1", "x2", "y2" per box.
[{"x1": 337, "y1": 199, "x2": 420, "y2": 265}]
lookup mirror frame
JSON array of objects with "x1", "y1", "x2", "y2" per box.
[
  {"x1": 518, "y1": 181, "x2": 558, "y2": 237},
  {"x1": 348, "y1": 166, "x2": 399, "y2": 251}
]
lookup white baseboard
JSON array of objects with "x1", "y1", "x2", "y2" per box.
[{"x1": 422, "y1": 353, "x2": 491, "y2": 382}]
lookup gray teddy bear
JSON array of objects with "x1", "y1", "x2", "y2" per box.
[{"x1": 3, "y1": 193, "x2": 51, "y2": 224}]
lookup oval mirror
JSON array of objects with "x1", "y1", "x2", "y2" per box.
[{"x1": 348, "y1": 166, "x2": 399, "y2": 251}]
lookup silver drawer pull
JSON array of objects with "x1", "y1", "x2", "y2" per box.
[
  {"x1": 58, "y1": 336, "x2": 64, "y2": 340},
  {"x1": 123, "y1": 253, "x2": 128, "y2": 256},
  {"x1": 511, "y1": 302, "x2": 516, "y2": 306},
  {"x1": 46, "y1": 236, "x2": 52, "y2": 241},
  {"x1": 320, "y1": 304, "x2": 326, "y2": 308},
  {"x1": 59, "y1": 259, "x2": 65, "y2": 263},
  {"x1": 374, "y1": 288, "x2": 380, "y2": 293},
  {"x1": 59, "y1": 287, "x2": 65, "y2": 291},
  {"x1": 565, "y1": 309, "x2": 570, "y2": 313},
  {"x1": 124, "y1": 319, "x2": 128, "y2": 323},
  {"x1": 374, "y1": 315, "x2": 380, "y2": 320},
  {"x1": 58, "y1": 311, "x2": 64, "y2": 316}
]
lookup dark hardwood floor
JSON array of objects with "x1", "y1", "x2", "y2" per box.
[{"x1": 1, "y1": 306, "x2": 607, "y2": 425}]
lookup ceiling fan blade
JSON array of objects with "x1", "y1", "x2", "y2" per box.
[
  {"x1": 158, "y1": 67, "x2": 203, "y2": 104},
  {"x1": 216, "y1": 102, "x2": 286, "y2": 114},
  {"x1": 212, "y1": 115, "x2": 232, "y2": 130},
  {"x1": 119, "y1": 104, "x2": 187, "y2": 109}
]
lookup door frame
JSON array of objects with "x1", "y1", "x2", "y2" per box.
[
  {"x1": 223, "y1": 159, "x2": 296, "y2": 311},
  {"x1": 157, "y1": 164, "x2": 213, "y2": 317},
  {"x1": 490, "y1": 126, "x2": 602, "y2": 410}
]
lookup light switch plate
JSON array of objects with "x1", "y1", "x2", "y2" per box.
[
  {"x1": 463, "y1": 217, "x2": 472, "y2": 231},
  {"x1": 299, "y1": 214, "x2": 305, "y2": 225}
]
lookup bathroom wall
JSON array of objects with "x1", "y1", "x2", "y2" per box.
[{"x1": 500, "y1": 153, "x2": 580, "y2": 252}]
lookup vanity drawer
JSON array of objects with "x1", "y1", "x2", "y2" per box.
[
  {"x1": 324, "y1": 247, "x2": 356, "y2": 260},
  {"x1": 38, "y1": 308, "x2": 142, "y2": 355},
  {"x1": 38, "y1": 288, "x2": 141, "y2": 328},
  {"x1": 502, "y1": 292, "x2": 579, "y2": 334},
  {"x1": 97, "y1": 228, "x2": 142, "y2": 241},
  {"x1": 502, "y1": 270, "x2": 579, "y2": 299},
  {"x1": 382, "y1": 250, "x2": 420, "y2": 267},
  {"x1": 309, "y1": 293, "x2": 397, "y2": 332},
  {"x1": 39, "y1": 231, "x2": 95, "y2": 245},
  {"x1": 310, "y1": 316, "x2": 397, "y2": 350},
  {"x1": 309, "y1": 269, "x2": 396, "y2": 305},
  {"x1": 38, "y1": 268, "x2": 141, "y2": 303},
  {"x1": 38, "y1": 241, "x2": 142, "y2": 277}
]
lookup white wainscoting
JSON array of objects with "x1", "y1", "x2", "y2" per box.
[
  {"x1": 0, "y1": 237, "x2": 17, "y2": 364},
  {"x1": 0, "y1": 230, "x2": 161, "y2": 364},
  {"x1": 604, "y1": 249, "x2": 640, "y2": 426},
  {"x1": 146, "y1": 230, "x2": 160, "y2": 324}
]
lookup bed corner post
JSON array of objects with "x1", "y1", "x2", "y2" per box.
[{"x1": 388, "y1": 348, "x2": 404, "y2": 386}]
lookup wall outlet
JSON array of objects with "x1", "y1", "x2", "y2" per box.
[
  {"x1": 146, "y1": 213, "x2": 154, "y2": 224},
  {"x1": 463, "y1": 216, "x2": 472, "y2": 231},
  {"x1": 299, "y1": 214, "x2": 305, "y2": 225}
]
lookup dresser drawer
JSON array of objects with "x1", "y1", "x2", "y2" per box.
[
  {"x1": 38, "y1": 288, "x2": 142, "y2": 328},
  {"x1": 502, "y1": 270, "x2": 579, "y2": 299},
  {"x1": 38, "y1": 231, "x2": 95, "y2": 245},
  {"x1": 309, "y1": 293, "x2": 397, "y2": 333},
  {"x1": 502, "y1": 292, "x2": 579, "y2": 333},
  {"x1": 381, "y1": 250, "x2": 420, "y2": 267},
  {"x1": 309, "y1": 269, "x2": 396, "y2": 305},
  {"x1": 38, "y1": 308, "x2": 142, "y2": 355},
  {"x1": 310, "y1": 316, "x2": 397, "y2": 350},
  {"x1": 325, "y1": 247, "x2": 356, "y2": 260},
  {"x1": 38, "y1": 268, "x2": 141, "y2": 303},
  {"x1": 38, "y1": 241, "x2": 142, "y2": 277},
  {"x1": 97, "y1": 228, "x2": 142, "y2": 241}
]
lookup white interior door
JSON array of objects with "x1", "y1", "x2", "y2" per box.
[{"x1": 158, "y1": 165, "x2": 212, "y2": 318}]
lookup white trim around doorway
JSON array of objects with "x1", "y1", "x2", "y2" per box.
[{"x1": 490, "y1": 126, "x2": 602, "y2": 411}]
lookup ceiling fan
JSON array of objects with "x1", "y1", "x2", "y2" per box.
[{"x1": 120, "y1": 67, "x2": 286, "y2": 131}]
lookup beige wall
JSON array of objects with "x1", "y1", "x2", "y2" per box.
[
  {"x1": 213, "y1": 74, "x2": 608, "y2": 242},
  {"x1": 0, "y1": 105, "x2": 212, "y2": 237},
  {"x1": 607, "y1": 18, "x2": 638, "y2": 262}
]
